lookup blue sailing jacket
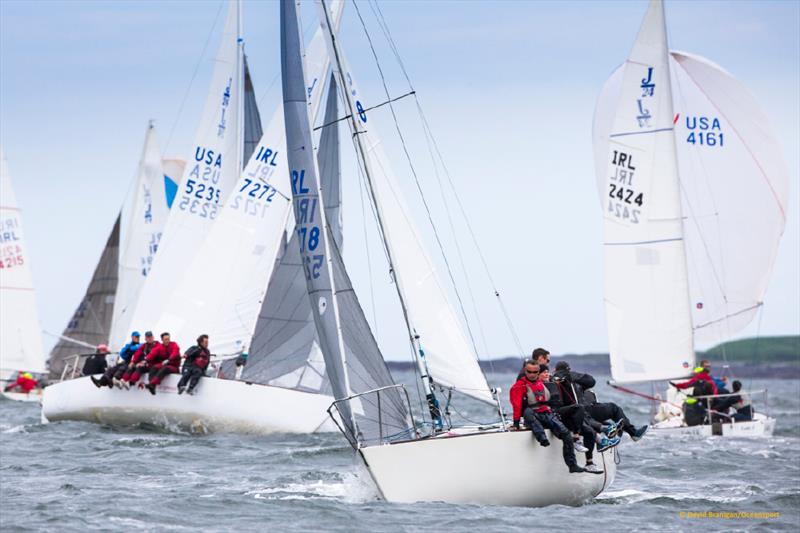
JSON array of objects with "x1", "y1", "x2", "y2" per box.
[{"x1": 119, "y1": 342, "x2": 141, "y2": 363}]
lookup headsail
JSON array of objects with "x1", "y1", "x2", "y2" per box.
[
  {"x1": 0, "y1": 149, "x2": 46, "y2": 376},
  {"x1": 48, "y1": 215, "x2": 119, "y2": 378},
  {"x1": 315, "y1": 0, "x2": 493, "y2": 404},
  {"x1": 593, "y1": 0, "x2": 694, "y2": 383},
  {"x1": 281, "y1": 0, "x2": 409, "y2": 445},
  {"x1": 242, "y1": 55, "x2": 264, "y2": 165},
  {"x1": 125, "y1": 0, "x2": 244, "y2": 342},
  {"x1": 110, "y1": 123, "x2": 171, "y2": 348},
  {"x1": 233, "y1": 72, "x2": 342, "y2": 391}
]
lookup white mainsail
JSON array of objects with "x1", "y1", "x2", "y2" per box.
[
  {"x1": 0, "y1": 149, "x2": 46, "y2": 376},
  {"x1": 593, "y1": 0, "x2": 694, "y2": 383},
  {"x1": 125, "y1": 0, "x2": 244, "y2": 338},
  {"x1": 594, "y1": 0, "x2": 790, "y2": 384},
  {"x1": 110, "y1": 123, "x2": 171, "y2": 347},
  {"x1": 281, "y1": 0, "x2": 409, "y2": 444},
  {"x1": 315, "y1": 0, "x2": 493, "y2": 404}
]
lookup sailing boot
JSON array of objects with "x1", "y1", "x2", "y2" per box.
[
  {"x1": 90, "y1": 376, "x2": 103, "y2": 388},
  {"x1": 145, "y1": 383, "x2": 157, "y2": 395},
  {"x1": 568, "y1": 464, "x2": 586, "y2": 473},
  {"x1": 631, "y1": 425, "x2": 649, "y2": 442}
]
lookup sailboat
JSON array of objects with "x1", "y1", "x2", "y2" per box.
[
  {"x1": 592, "y1": 0, "x2": 787, "y2": 437},
  {"x1": 42, "y1": 0, "x2": 351, "y2": 435},
  {"x1": 0, "y1": 149, "x2": 47, "y2": 402},
  {"x1": 279, "y1": 0, "x2": 616, "y2": 506}
]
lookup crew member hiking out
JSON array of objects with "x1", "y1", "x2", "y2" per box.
[
  {"x1": 121, "y1": 331, "x2": 159, "y2": 388},
  {"x1": 177, "y1": 334, "x2": 211, "y2": 395},
  {"x1": 144, "y1": 332, "x2": 181, "y2": 395},
  {"x1": 509, "y1": 360, "x2": 588, "y2": 474},
  {"x1": 82, "y1": 345, "x2": 109, "y2": 377},
  {"x1": 91, "y1": 331, "x2": 141, "y2": 389}
]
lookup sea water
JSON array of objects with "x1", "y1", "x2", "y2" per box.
[{"x1": 1, "y1": 374, "x2": 798, "y2": 532}]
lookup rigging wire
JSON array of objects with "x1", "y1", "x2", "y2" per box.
[
  {"x1": 351, "y1": 0, "x2": 484, "y2": 363},
  {"x1": 164, "y1": 0, "x2": 225, "y2": 154},
  {"x1": 366, "y1": 0, "x2": 525, "y2": 356}
]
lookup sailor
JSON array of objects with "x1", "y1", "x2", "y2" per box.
[
  {"x1": 671, "y1": 360, "x2": 719, "y2": 395},
  {"x1": 82, "y1": 345, "x2": 109, "y2": 376},
  {"x1": 121, "y1": 332, "x2": 159, "y2": 388},
  {"x1": 144, "y1": 332, "x2": 181, "y2": 395},
  {"x1": 516, "y1": 348, "x2": 550, "y2": 380},
  {"x1": 4, "y1": 371, "x2": 38, "y2": 393},
  {"x1": 91, "y1": 331, "x2": 141, "y2": 389},
  {"x1": 540, "y1": 365, "x2": 616, "y2": 474},
  {"x1": 682, "y1": 378, "x2": 713, "y2": 426},
  {"x1": 711, "y1": 380, "x2": 753, "y2": 422},
  {"x1": 177, "y1": 334, "x2": 211, "y2": 395},
  {"x1": 510, "y1": 360, "x2": 586, "y2": 473}
]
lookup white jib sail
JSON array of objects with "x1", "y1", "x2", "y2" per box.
[
  {"x1": 110, "y1": 123, "x2": 171, "y2": 348},
  {"x1": 593, "y1": 0, "x2": 694, "y2": 383},
  {"x1": 0, "y1": 148, "x2": 46, "y2": 376},
  {"x1": 140, "y1": 1, "x2": 345, "y2": 356},
  {"x1": 124, "y1": 0, "x2": 243, "y2": 343},
  {"x1": 594, "y1": 59, "x2": 790, "y2": 349},
  {"x1": 314, "y1": 0, "x2": 493, "y2": 404}
]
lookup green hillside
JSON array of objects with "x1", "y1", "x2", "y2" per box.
[{"x1": 702, "y1": 335, "x2": 800, "y2": 363}]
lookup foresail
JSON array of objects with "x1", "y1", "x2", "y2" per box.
[
  {"x1": 48, "y1": 215, "x2": 120, "y2": 378},
  {"x1": 282, "y1": 0, "x2": 408, "y2": 444},
  {"x1": 670, "y1": 52, "x2": 790, "y2": 344},
  {"x1": 315, "y1": 0, "x2": 493, "y2": 404},
  {"x1": 0, "y1": 150, "x2": 46, "y2": 375},
  {"x1": 231, "y1": 73, "x2": 342, "y2": 391},
  {"x1": 592, "y1": 0, "x2": 694, "y2": 383},
  {"x1": 110, "y1": 123, "x2": 170, "y2": 349},
  {"x1": 124, "y1": 0, "x2": 242, "y2": 344}
]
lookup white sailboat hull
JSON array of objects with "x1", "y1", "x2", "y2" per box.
[
  {"x1": 41, "y1": 375, "x2": 335, "y2": 434},
  {"x1": 1, "y1": 390, "x2": 43, "y2": 403},
  {"x1": 360, "y1": 429, "x2": 616, "y2": 507},
  {"x1": 652, "y1": 411, "x2": 775, "y2": 438}
]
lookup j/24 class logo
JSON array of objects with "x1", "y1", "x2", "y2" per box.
[{"x1": 607, "y1": 149, "x2": 644, "y2": 224}]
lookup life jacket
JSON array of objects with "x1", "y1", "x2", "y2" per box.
[{"x1": 525, "y1": 382, "x2": 550, "y2": 413}]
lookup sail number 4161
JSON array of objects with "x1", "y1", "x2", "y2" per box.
[{"x1": 687, "y1": 132, "x2": 723, "y2": 147}]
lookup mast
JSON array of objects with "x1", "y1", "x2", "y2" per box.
[
  {"x1": 659, "y1": 0, "x2": 696, "y2": 362},
  {"x1": 236, "y1": 0, "x2": 245, "y2": 174},
  {"x1": 317, "y1": 0, "x2": 442, "y2": 427}
]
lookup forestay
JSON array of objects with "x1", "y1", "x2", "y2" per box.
[
  {"x1": 143, "y1": 1, "x2": 344, "y2": 358},
  {"x1": 0, "y1": 149, "x2": 46, "y2": 376},
  {"x1": 594, "y1": 43, "x2": 790, "y2": 349},
  {"x1": 281, "y1": 0, "x2": 409, "y2": 445},
  {"x1": 110, "y1": 123, "x2": 171, "y2": 348},
  {"x1": 315, "y1": 0, "x2": 493, "y2": 404},
  {"x1": 125, "y1": 0, "x2": 244, "y2": 340},
  {"x1": 592, "y1": 0, "x2": 694, "y2": 383}
]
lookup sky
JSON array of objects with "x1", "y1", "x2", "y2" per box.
[{"x1": 1, "y1": 0, "x2": 798, "y2": 361}]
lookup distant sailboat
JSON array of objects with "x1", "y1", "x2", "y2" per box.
[
  {"x1": 42, "y1": 0, "x2": 352, "y2": 435},
  {"x1": 279, "y1": 0, "x2": 615, "y2": 506},
  {"x1": 592, "y1": 0, "x2": 787, "y2": 437},
  {"x1": 0, "y1": 149, "x2": 47, "y2": 402}
]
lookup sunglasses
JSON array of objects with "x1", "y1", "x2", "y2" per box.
[{"x1": 525, "y1": 370, "x2": 540, "y2": 375}]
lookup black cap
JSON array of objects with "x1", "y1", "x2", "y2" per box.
[{"x1": 555, "y1": 361, "x2": 570, "y2": 372}]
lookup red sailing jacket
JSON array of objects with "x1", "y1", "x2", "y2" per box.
[
  {"x1": 674, "y1": 371, "x2": 718, "y2": 395},
  {"x1": 510, "y1": 377, "x2": 551, "y2": 422},
  {"x1": 131, "y1": 342, "x2": 159, "y2": 364},
  {"x1": 15, "y1": 375, "x2": 38, "y2": 392},
  {"x1": 145, "y1": 341, "x2": 181, "y2": 369}
]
